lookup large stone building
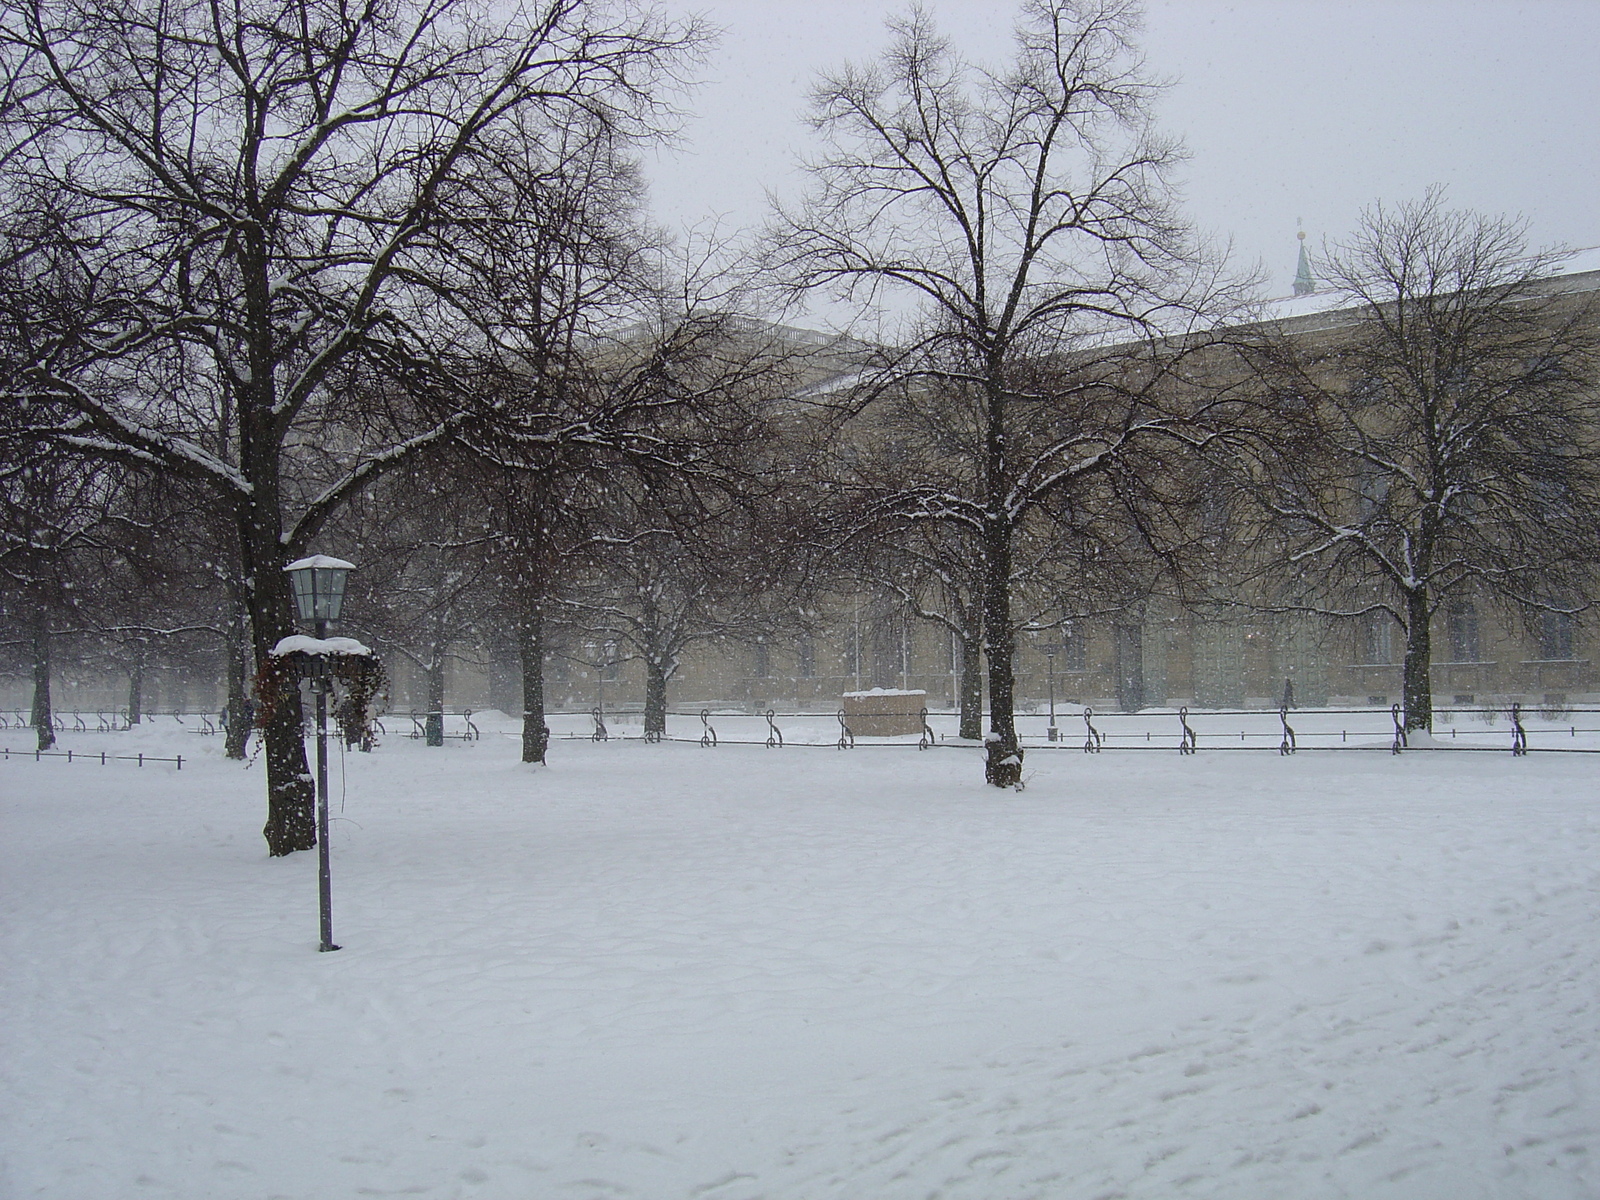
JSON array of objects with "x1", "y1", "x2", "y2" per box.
[
  {"x1": 513, "y1": 243, "x2": 1600, "y2": 724},
  {"x1": 21, "y1": 247, "x2": 1595, "y2": 728}
]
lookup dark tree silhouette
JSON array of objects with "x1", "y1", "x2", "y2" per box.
[{"x1": 1232, "y1": 192, "x2": 1600, "y2": 732}]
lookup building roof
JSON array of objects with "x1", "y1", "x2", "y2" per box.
[
  {"x1": 1254, "y1": 244, "x2": 1600, "y2": 335},
  {"x1": 1292, "y1": 231, "x2": 1316, "y2": 297}
]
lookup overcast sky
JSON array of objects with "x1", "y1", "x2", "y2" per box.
[{"x1": 642, "y1": 0, "x2": 1600, "y2": 314}]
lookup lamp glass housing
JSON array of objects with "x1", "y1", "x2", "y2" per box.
[{"x1": 284, "y1": 556, "x2": 354, "y2": 624}]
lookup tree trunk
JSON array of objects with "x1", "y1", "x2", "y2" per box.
[
  {"x1": 958, "y1": 634, "x2": 984, "y2": 740},
  {"x1": 518, "y1": 605, "x2": 549, "y2": 764},
  {"x1": 1402, "y1": 588, "x2": 1433, "y2": 732},
  {"x1": 425, "y1": 646, "x2": 446, "y2": 747},
  {"x1": 125, "y1": 641, "x2": 145, "y2": 727},
  {"x1": 980, "y1": 356, "x2": 1023, "y2": 788},
  {"x1": 260, "y1": 680, "x2": 313, "y2": 854},
  {"x1": 245, "y1": 528, "x2": 315, "y2": 857},
  {"x1": 644, "y1": 655, "x2": 669, "y2": 739},
  {"x1": 223, "y1": 603, "x2": 252, "y2": 759},
  {"x1": 982, "y1": 514, "x2": 1022, "y2": 787},
  {"x1": 31, "y1": 619, "x2": 55, "y2": 752}
]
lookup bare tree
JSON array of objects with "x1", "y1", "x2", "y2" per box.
[
  {"x1": 1230, "y1": 191, "x2": 1600, "y2": 732},
  {"x1": 0, "y1": 0, "x2": 705, "y2": 852},
  {"x1": 550, "y1": 328, "x2": 825, "y2": 739},
  {"x1": 775, "y1": 0, "x2": 1243, "y2": 785},
  {"x1": 438, "y1": 113, "x2": 657, "y2": 763},
  {"x1": 0, "y1": 454, "x2": 116, "y2": 748},
  {"x1": 475, "y1": 463, "x2": 590, "y2": 764},
  {"x1": 832, "y1": 350, "x2": 1206, "y2": 739},
  {"x1": 862, "y1": 526, "x2": 988, "y2": 739},
  {"x1": 562, "y1": 498, "x2": 805, "y2": 739}
]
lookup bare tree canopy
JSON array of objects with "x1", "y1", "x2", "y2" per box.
[
  {"x1": 1229, "y1": 189, "x2": 1600, "y2": 731},
  {"x1": 0, "y1": 0, "x2": 707, "y2": 852},
  {"x1": 775, "y1": 0, "x2": 1242, "y2": 785}
]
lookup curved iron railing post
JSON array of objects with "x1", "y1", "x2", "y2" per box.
[
  {"x1": 1083, "y1": 706, "x2": 1103, "y2": 754},
  {"x1": 1390, "y1": 704, "x2": 1407, "y2": 754},
  {"x1": 591, "y1": 707, "x2": 608, "y2": 742},
  {"x1": 765, "y1": 709, "x2": 783, "y2": 748},
  {"x1": 836, "y1": 709, "x2": 855, "y2": 749},
  {"x1": 1278, "y1": 705, "x2": 1297, "y2": 755},
  {"x1": 1510, "y1": 702, "x2": 1528, "y2": 756},
  {"x1": 918, "y1": 707, "x2": 935, "y2": 751},
  {"x1": 1178, "y1": 707, "x2": 1197, "y2": 755},
  {"x1": 700, "y1": 709, "x2": 718, "y2": 747}
]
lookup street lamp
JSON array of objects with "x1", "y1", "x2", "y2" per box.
[
  {"x1": 587, "y1": 639, "x2": 618, "y2": 717},
  {"x1": 1043, "y1": 643, "x2": 1061, "y2": 741},
  {"x1": 284, "y1": 554, "x2": 354, "y2": 953}
]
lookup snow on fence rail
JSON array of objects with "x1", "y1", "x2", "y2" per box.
[
  {"x1": 1, "y1": 746, "x2": 183, "y2": 768},
  {"x1": 1049, "y1": 702, "x2": 1600, "y2": 755},
  {"x1": 10, "y1": 706, "x2": 1577, "y2": 765},
  {"x1": 393, "y1": 711, "x2": 480, "y2": 742},
  {"x1": 559, "y1": 706, "x2": 938, "y2": 750},
  {"x1": 547, "y1": 702, "x2": 1600, "y2": 755},
  {"x1": 0, "y1": 710, "x2": 221, "y2": 734}
]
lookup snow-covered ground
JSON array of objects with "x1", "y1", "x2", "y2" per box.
[{"x1": 3, "y1": 714, "x2": 1596, "y2": 1199}]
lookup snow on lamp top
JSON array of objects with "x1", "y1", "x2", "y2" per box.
[
  {"x1": 285, "y1": 555, "x2": 355, "y2": 571},
  {"x1": 284, "y1": 555, "x2": 355, "y2": 623},
  {"x1": 270, "y1": 633, "x2": 372, "y2": 658}
]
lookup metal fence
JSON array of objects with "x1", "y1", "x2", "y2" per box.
[
  {"x1": 9, "y1": 703, "x2": 1589, "y2": 766},
  {"x1": 0, "y1": 746, "x2": 183, "y2": 768},
  {"x1": 549, "y1": 700, "x2": 1600, "y2": 756}
]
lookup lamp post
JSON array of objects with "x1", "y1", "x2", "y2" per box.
[
  {"x1": 1043, "y1": 644, "x2": 1061, "y2": 741},
  {"x1": 592, "y1": 639, "x2": 619, "y2": 718},
  {"x1": 284, "y1": 554, "x2": 354, "y2": 953}
]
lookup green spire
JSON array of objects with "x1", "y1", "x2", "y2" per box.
[{"x1": 1293, "y1": 225, "x2": 1316, "y2": 297}]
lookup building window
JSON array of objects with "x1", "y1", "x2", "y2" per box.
[
  {"x1": 752, "y1": 641, "x2": 770, "y2": 679},
  {"x1": 1540, "y1": 611, "x2": 1574, "y2": 660},
  {"x1": 1355, "y1": 464, "x2": 1389, "y2": 520},
  {"x1": 1060, "y1": 620, "x2": 1087, "y2": 671},
  {"x1": 1447, "y1": 601, "x2": 1479, "y2": 663},
  {"x1": 1526, "y1": 353, "x2": 1566, "y2": 383},
  {"x1": 1199, "y1": 492, "x2": 1229, "y2": 540},
  {"x1": 1363, "y1": 614, "x2": 1393, "y2": 664},
  {"x1": 1350, "y1": 374, "x2": 1388, "y2": 408},
  {"x1": 796, "y1": 635, "x2": 815, "y2": 679}
]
